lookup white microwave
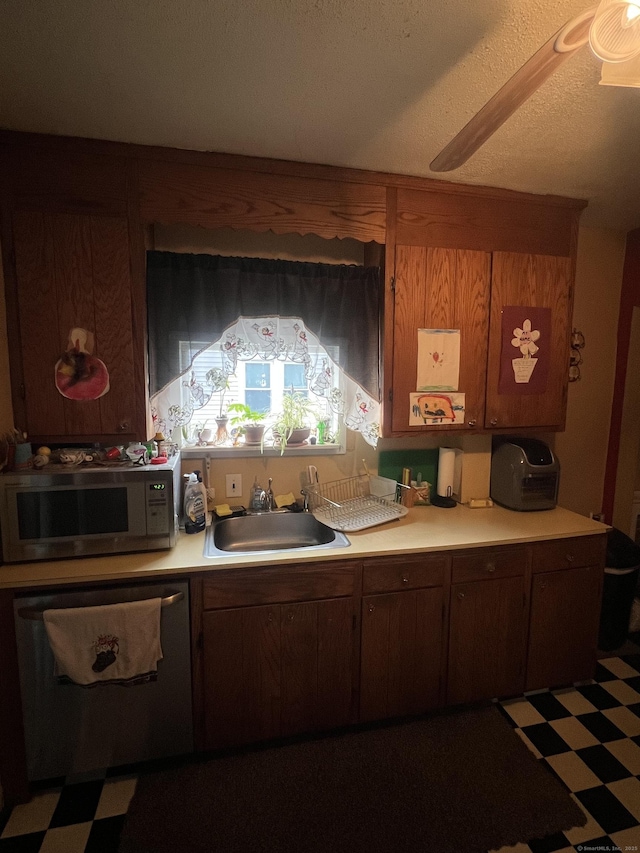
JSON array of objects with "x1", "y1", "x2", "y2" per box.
[{"x1": 0, "y1": 454, "x2": 181, "y2": 563}]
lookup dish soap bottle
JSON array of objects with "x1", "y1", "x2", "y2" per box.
[
  {"x1": 251, "y1": 476, "x2": 263, "y2": 511},
  {"x1": 184, "y1": 472, "x2": 206, "y2": 534}
]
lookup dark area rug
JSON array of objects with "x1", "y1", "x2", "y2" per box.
[{"x1": 119, "y1": 705, "x2": 585, "y2": 853}]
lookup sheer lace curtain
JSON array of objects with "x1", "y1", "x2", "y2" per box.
[{"x1": 146, "y1": 252, "x2": 382, "y2": 447}]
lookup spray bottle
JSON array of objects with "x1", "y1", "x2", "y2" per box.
[{"x1": 184, "y1": 472, "x2": 206, "y2": 534}]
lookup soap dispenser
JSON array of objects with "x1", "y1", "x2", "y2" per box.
[{"x1": 184, "y1": 473, "x2": 206, "y2": 534}]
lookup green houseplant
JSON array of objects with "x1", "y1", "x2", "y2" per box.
[
  {"x1": 272, "y1": 391, "x2": 318, "y2": 455},
  {"x1": 227, "y1": 403, "x2": 266, "y2": 446}
]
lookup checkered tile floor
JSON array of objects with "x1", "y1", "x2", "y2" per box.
[{"x1": 2, "y1": 656, "x2": 640, "y2": 852}]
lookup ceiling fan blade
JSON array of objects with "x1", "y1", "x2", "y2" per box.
[{"x1": 429, "y1": 10, "x2": 595, "y2": 172}]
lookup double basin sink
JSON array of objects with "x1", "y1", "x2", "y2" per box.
[{"x1": 204, "y1": 510, "x2": 350, "y2": 558}]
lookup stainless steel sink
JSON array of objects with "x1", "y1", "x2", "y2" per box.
[{"x1": 204, "y1": 511, "x2": 350, "y2": 557}]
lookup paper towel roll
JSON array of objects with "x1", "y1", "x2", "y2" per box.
[{"x1": 437, "y1": 447, "x2": 456, "y2": 498}]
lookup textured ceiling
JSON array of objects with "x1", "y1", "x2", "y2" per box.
[{"x1": 2, "y1": 0, "x2": 640, "y2": 230}]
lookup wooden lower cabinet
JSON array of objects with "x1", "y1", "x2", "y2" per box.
[
  {"x1": 447, "y1": 575, "x2": 528, "y2": 704},
  {"x1": 526, "y1": 565, "x2": 603, "y2": 691},
  {"x1": 202, "y1": 596, "x2": 355, "y2": 750},
  {"x1": 198, "y1": 535, "x2": 604, "y2": 751},
  {"x1": 360, "y1": 587, "x2": 444, "y2": 722}
]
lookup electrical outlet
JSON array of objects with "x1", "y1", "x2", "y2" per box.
[{"x1": 226, "y1": 474, "x2": 242, "y2": 498}]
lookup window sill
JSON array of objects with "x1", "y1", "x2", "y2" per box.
[{"x1": 180, "y1": 443, "x2": 344, "y2": 459}]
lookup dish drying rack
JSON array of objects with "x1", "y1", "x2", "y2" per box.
[{"x1": 306, "y1": 475, "x2": 408, "y2": 532}]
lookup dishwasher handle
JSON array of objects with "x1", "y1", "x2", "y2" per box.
[{"x1": 17, "y1": 591, "x2": 184, "y2": 621}]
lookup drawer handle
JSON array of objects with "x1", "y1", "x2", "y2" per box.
[
  {"x1": 467, "y1": 418, "x2": 477, "y2": 427},
  {"x1": 490, "y1": 418, "x2": 498, "y2": 426},
  {"x1": 566, "y1": 554, "x2": 575, "y2": 563},
  {"x1": 486, "y1": 562, "x2": 496, "y2": 573},
  {"x1": 402, "y1": 576, "x2": 409, "y2": 584},
  {"x1": 457, "y1": 592, "x2": 465, "y2": 600}
]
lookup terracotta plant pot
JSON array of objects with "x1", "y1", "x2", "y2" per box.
[{"x1": 243, "y1": 424, "x2": 265, "y2": 446}]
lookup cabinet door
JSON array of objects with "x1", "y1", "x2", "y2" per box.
[
  {"x1": 527, "y1": 566, "x2": 603, "y2": 691},
  {"x1": 485, "y1": 252, "x2": 573, "y2": 429},
  {"x1": 448, "y1": 576, "x2": 526, "y2": 705},
  {"x1": 203, "y1": 605, "x2": 281, "y2": 750},
  {"x1": 12, "y1": 211, "x2": 138, "y2": 440},
  {"x1": 281, "y1": 598, "x2": 354, "y2": 735},
  {"x1": 203, "y1": 598, "x2": 355, "y2": 749},
  {"x1": 391, "y1": 245, "x2": 490, "y2": 433},
  {"x1": 360, "y1": 587, "x2": 444, "y2": 722}
]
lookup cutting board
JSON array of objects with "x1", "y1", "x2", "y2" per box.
[{"x1": 378, "y1": 449, "x2": 439, "y2": 489}]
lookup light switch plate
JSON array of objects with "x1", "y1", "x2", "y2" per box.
[{"x1": 226, "y1": 474, "x2": 242, "y2": 498}]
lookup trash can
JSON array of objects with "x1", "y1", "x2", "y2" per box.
[{"x1": 598, "y1": 527, "x2": 640, "y2": 651}]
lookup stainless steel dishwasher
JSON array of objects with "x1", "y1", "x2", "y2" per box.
[{"x1": 14, "y1": 580, "x2": 193, "y2": 781}]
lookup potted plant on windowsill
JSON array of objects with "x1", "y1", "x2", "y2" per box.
[
  {"x1": 206, "y1": 368, "x2": 231, "y2": 445},
  {"x1": 227, "y1": 403, "x2": 266, "y2": 447},
  {"x1": 272, "y1": 391, "x2": 318, "y2": 455}
]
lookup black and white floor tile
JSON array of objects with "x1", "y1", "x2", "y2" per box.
[
  {"x1": 2, "y1": 655, "x2": 640, "y2": 852},
  {"x1": 494, "y1": 654, "x2": 640, "y2": 853}
]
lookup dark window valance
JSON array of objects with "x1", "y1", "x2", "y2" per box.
[{"x1": 146, "y1": 252, "x2": 381, "y2": 399}]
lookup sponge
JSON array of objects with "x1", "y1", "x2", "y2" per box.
[
  {"x1": 275, "y1": 492, "x2": 296, "y2": 508},
  {"x1": 214, "y1": 503, "x2": 233, "y2": 517}
]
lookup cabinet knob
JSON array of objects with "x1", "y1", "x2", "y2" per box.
[
  {"x1": 467, "y1": 418, "x2": 477, "y2": 427},
  {"x1": 566, "y1": 554, "x2": 575, "y2": 563},
  {"x1": 268, "y1": 612, "x2": 274, "y2": 622},
  {"x1": 117, "y1": 420, "x2": 130, "y2": 432},
  {"x1": 490, "y1": 418, "x2": 498, "y2": 426},
  {"x1": 368, "y1": 604, "x2": 375, "y2": 613},
  {"x1": 287, "y1": 612, "x2": 294, "y2": 621},
  {"x1": 457, "y1": 592, "x2": 465, "y2": 600},
  {"x1": 540, "y1": 582, "x2": 547, "y2": 590},
  {"x1": 486, "y1": 562, "x2": 496, "y2": 573},
  {"x1": 402, "y1": 576, "x2": 409, "y2": 584}
]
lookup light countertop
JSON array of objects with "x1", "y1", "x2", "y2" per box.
[{"x1": 0, "y1": 504, "x2": 609, "y2": 590}]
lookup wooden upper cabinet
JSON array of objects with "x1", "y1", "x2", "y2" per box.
[
  {"x1": 485, "y1": 252, "x2": 573, "y2": 430},
  {"x1": 138, "y1": 159, "x2": 387, "y2": 243},
  {"x1": 12, "y1": 211, "x2": 142, "y2": 441},
  {"x1": 390, "y1": 245, "x2": 491, "y2": 433}
]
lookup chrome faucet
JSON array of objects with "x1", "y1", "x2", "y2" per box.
[{"x1": 261, "y1": 478, "x2": 274, "y2": 511}]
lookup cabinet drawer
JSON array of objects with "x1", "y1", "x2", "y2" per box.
[
  {"x1": 203, "y1": 561, "x2": 357, "y2": 609},
  {"x1": 532, "y1": 535, "x2": 607, "y2": 574},
  {"x1": 362, "y1": 555, "x2": 447, "y2": 594},
  {"x1": 452, "y1": 548, "x2": 528, "y2": 583}
]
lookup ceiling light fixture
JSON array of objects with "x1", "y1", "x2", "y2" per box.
[{"x1": 589, "y1": 0, "x2": 640, "y2": 62}]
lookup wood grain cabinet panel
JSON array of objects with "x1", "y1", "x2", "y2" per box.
[
  {"x1": 485, "y1": 252, "x2": 573, "y2": 430},
  {"x1": 202, "y1": 562, "x2": 357, "y2": 609},
  {"x1": 12, "y1": 210, "x2": 141, "y2": 441},
  {"x1": 203, "y1": 605, "x2": 280, "y2": 750},
  {"x1": 532, "y1": 535, "x2": 607, "y2": 574},
  {"x1": 362, "y1": 554, "x2": 447, "y2": 594},
  {"x1": 391, "y1": 245, "x2": 491, "y2": 433},
  {"x1": 138, "y1": 159, "x2": 386, "y2": 243},
  {"x1": 527, "y1": 565, "x2": 603, "y2": 691},
  {"x1": 451, "y1": 547, "x2": 528, "y2": 583},
  {"x1": 360, "y1": 587, "x2": 444, "y2": 722},
  {"x1": 447, "y1": 575, "x2": 527, "y2": 705},
  {"x1": 395, "y1": 187, "x2": 577, "y2": 256},
  {"x1": 202, "y1": 597, "x2": 355, "y2": 750}
]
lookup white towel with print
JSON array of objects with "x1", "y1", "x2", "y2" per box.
[{"x1": 43, "y1": 598, "x2": 163, "y2": 686}]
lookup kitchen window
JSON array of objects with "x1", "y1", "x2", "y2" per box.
[
  {"x1": 174, "y1": 334, "x2": 344, "y2": 449},
  {"x1": 146, "y1": 252, "x2": 381, "y2": 451}
]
